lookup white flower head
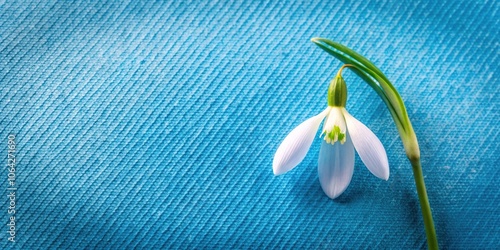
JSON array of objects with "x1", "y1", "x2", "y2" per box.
[{"x1": 273, "y1": 71, "x2": 389, "y2": 199}]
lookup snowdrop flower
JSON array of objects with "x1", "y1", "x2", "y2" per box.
[
  {"x1": 309, "y1": 39, "x2": 437, "y2": 249},
  {"x1": 273, "y1": 67, "x2": 389, "y2": 199}
]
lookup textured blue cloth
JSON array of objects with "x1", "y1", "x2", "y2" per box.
[{"x1": 1, "y1": 0, "x2": 498, "y2": 249}]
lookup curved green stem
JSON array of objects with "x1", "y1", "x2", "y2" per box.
[
  {"x1": 411, "y1": 159, "x2": 438, "y2": 250},
  {"x1": 347, "y1": 66, "x2": 406, "y2": 134},
  {"x1": 311, "y1": 39, "x2": 408, "y2": 133}
]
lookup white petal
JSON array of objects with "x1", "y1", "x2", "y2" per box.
[
  {"x1": 273, "y1": 108, "x2": 330, "y2": 175},
  {"x1": 343, "y1": 109, "x2": 390, "y2": 180},
  {"x1": 323, "y1": 107, "x2": 346, "y2": 134},
  {"x1": 317, "y1": 135, "x2": 355, "y2": 199}
]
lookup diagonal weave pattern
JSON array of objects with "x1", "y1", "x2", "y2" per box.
[{"x1": 1, "y1": 0, "x2": 499, "y2": 249}]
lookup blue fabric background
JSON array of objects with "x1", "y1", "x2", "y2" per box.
[{"x1": 1, "y1": 0, "x2": 498, "y2": 249}]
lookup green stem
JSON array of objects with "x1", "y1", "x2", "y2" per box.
[
  {"x1": 411, "y1": 159, "x2": 439, "y2": 250},
  {"x1": 311, "y1": 39, "x2": 409, "y2": 132}
]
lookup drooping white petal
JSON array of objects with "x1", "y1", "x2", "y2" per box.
[
  {"x1": 342, "y1": 109, "x2": 390, "y2": 180},
  {"x1": 317, "y1": 134, "x2": 355, "y2": 199},
  {"x1": 273, "y1": 108, "x2": 331, "y2": 175}
]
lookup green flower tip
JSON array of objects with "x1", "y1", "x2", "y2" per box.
[
  {"x1": 327, "y1": 74, "x2": 347, "y2": 107},
  {"x1": 327, "y1": 65, "x2": 352, "y2": 107}
]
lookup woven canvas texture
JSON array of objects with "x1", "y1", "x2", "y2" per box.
[{"x1": 1, "y1": 0, "x2": 499, "y2": 249}]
